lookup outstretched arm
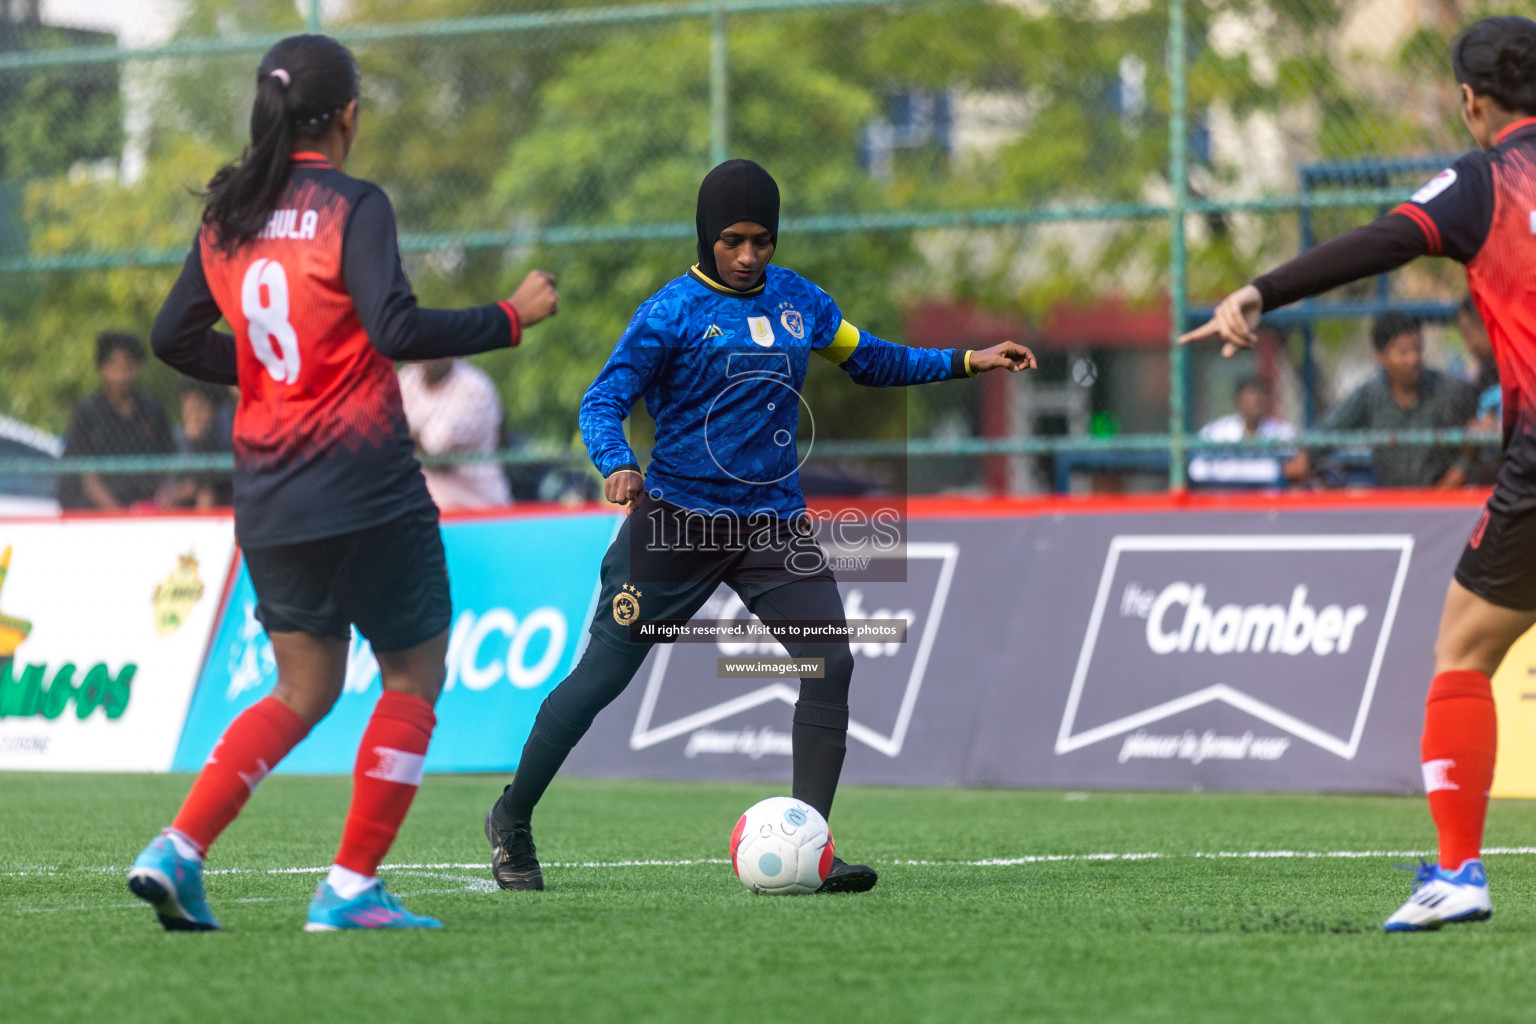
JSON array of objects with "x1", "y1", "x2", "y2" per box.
[
  {"x1": 580, "y1": 301, "x2": 671, "y2": 505},
  {"x1": 345, "y1": 189, "x2": 559, "y2": 361},
  {"x1": 151, "y1": 240, "x2": 239, "y2": 385},
  {"x1": 1181, "y1": 154, "x2": 1492, "y2": 357},
  {"x1": 816, "y1": 319, "x2": 1035, "y2": 384},
  {"x1": 1177, "y1": 218, "x2": 1430, "y2": 357}
]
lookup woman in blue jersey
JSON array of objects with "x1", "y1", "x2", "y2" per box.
[{"x1": 484, "y1": 159, "x2": 1034, "y2": 893}]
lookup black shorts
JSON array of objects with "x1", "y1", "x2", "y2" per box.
[
  {"x1": 243, "y1": 506, "x2": 452, "y2": 652},
  {"x1": 1455, "y1": 437, "x2": 1536, "y2": 611},
  {"x1": 588, "y1": 495, "x2": 834, "y2": 649}
]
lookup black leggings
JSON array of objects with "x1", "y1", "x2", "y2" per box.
[{"x1": 498, "y1": 576, "x2": 853, "y2": 822}]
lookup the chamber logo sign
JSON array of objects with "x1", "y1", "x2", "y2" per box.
[
  {"x1": 1055, "y1": 535, "x2": 1413, "y2": 761},
  {"x1": 629, "y1": 542, "x2": 957, "y2": 759},
  {"x1": 1137, "y1": 582, "x2": 1369, "y2": 657}
]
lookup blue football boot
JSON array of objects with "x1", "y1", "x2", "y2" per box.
[
  {"x1": 127, "y1": 834, "x2": 220, "y2": 932},
  {"x1": 304, "y1": 878, "x2": 443, "y2": 932}
]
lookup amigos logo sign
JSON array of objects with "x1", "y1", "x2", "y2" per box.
[
  {"x1": 0, "y1": 520, "x2": 237, "y2": 772},
  {"x1": 0, "y1": 545, "x2": 136, "y2": 722}
]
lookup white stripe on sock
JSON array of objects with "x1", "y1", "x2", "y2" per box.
[
  {"x1": 1422, "y1": 758, "x2": 1459, "y2": 793},
  {"x1": 364, "y1": 747, "x2": 426, "y2": 787}
]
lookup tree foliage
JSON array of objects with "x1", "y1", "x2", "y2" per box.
[{"x1": 0, "y1": 0, "x2": 1493, "y2": 446}]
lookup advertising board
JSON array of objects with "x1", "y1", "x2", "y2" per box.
[
  {"x1": 172, "y1": 511, "x2": 618, "y2": 773},
  {"x1": 0, "y1": 518, "x2": 236, "y2": 771},
  {"x1": 566, "y1": 501, "x2": 1480, "y2": 793}
]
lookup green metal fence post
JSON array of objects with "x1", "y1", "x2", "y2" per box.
[
  {"x1": 1167, "y1": 0, "x2": 1189, "y2": 492},
  {"x1": 709, "y1": 3, "x2": 729, "y2": 165},
  {"x1": 307, "y1": 0, "x2": 323, "y2": 32}
]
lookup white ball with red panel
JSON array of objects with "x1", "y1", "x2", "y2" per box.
[{"x1": 729, "y1": 796, "x2": 834, "y2": 894}]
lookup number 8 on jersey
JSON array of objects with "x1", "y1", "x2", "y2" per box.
[{"x1": 242, "y1": 258, "x2": 302, "y2": 384}]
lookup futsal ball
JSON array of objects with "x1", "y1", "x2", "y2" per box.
[{"x1": 730, "y1": 796, "x2": 834, "y2": 894}]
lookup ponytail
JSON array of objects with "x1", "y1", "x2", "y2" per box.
[
  {"x1": 1452, "y1": 16, "x2": 1536, "y2": 117},
  {"x1": 202, "y1": 34, "x2": 360, "y2": 252}
]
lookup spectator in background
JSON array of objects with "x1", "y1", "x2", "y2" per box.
[
  {"x1": 1189, "y1": 376, "x2": 1301, "y2": 487},
  {"x1": 59, "y1": 332, "x2": 174, "y2": 510},
  {"x1": 167, "y1": 379, "x2": 234, "y2": 509},
  {"x1": 1457, "y1": 295, "x2": 1501, "y2": 425},
  {"x1": 398, "y1": 357, "x2": 511, "y2": 509},
  {"x1": 1291, "y1": 313, "x2": 1478, "y2": 488},
  {"x1": 1458, "y1": 296, "x2": 1500, "y2": 398},
  {"x1": 1456, "y1": 296, "x2": 1503, "y2": 484}
]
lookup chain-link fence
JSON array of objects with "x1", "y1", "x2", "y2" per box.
[{"x1": 0, "y1": 0, "x2": 1507, "y2": 510}]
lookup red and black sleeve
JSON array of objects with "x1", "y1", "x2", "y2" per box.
[
  {"x1": 150, "y1": 239, "x2": 240, "y2": 386},
  {"x1": 1251, "y1": 152, "x2": 1494, "y2": 313},
  {"x1": 342, "y1": 189, "x2": 520, "y2": 360}
]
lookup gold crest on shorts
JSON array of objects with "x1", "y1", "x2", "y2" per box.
[{"x1": 612, "y1": 583, "x2": 642, "y2": 626}]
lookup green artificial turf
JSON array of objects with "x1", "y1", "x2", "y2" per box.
[{"x1": 5, "y1": 774, "x2": 1536, "y2": 1023}]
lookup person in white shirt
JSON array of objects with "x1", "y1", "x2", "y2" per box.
[
  {"x1": 398, "y1": 358, "x2": 512, "y2": 509},
  {"x1": 1189, "y1": 377, "x2": 1302, "y2": 487}
]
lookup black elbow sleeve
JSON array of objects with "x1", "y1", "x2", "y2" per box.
[{"x1": 148, "y1": 320, "x2": 179, "y2": 363}]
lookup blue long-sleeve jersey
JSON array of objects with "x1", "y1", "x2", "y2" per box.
[{"x1": 580, "y1": 264, "x2": 972, "y2": 516}]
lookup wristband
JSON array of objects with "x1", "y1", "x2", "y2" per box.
[{"x1": 498, "y1": 300, "x2": 523, "y2": 347}]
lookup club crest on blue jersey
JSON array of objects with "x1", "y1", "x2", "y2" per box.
[{"x1": 780, "y1": 310, "x2": 805, "y2": 339}]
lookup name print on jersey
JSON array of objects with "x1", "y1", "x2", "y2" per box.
[{"x1": 257, "y1": 208, "x2": 319, "y2": 241}]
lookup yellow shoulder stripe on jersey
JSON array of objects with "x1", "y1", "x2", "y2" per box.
[{"x1": 815, "y1": 319, "x2": 862, "y2": 365}]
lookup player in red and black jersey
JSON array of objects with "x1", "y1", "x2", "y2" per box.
[
  {"x1": 1182, "y1": 16, "x2": 1536, "y2": 932},
  {"x1": 127, "y1": 34, "x2": 559, "y2": 933}
]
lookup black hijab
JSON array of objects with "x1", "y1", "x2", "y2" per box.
[{"x1": 694, "y1": 159, "x2": 779, "y2": 288}]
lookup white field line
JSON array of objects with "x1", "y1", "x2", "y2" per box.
[
  {"x1": 10, "y1": 846, "x2": 1536, "y2": 879},
  {"x1": 5, "y1": 887, "x2": 481, "y2": 916},
  {"x1": 12, "y1": 848, "x2": 1536, "y2": 917}
]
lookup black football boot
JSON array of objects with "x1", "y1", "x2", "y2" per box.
[
  {"x1": 485, "y1": 811, "x2": 545, "y2": 891},
  {"x1": 817, "y1": 856, "x2": 878, "y2": 893}
]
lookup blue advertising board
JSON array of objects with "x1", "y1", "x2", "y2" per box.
[{"x1": 172, "y1": 511, "x2": 620, "y2": 773}]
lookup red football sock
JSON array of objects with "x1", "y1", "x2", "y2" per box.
[
  {"x1": 333, "y1": 691, "x2": 436, "y2": 877},
  {"x1": 1421, "y1": 670, "x2": 1498, "y2": 872},
  {"x1": 170, "y1": 696, "x2": 311, "y2": 854}
]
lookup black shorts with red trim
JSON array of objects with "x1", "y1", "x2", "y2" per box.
[
  {"x1": 1455, "y1": 435, "x2": 1536, "y2": 611},
  {"x1": 243, "y1": 506, "x2": 452, "y2": 652}
]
